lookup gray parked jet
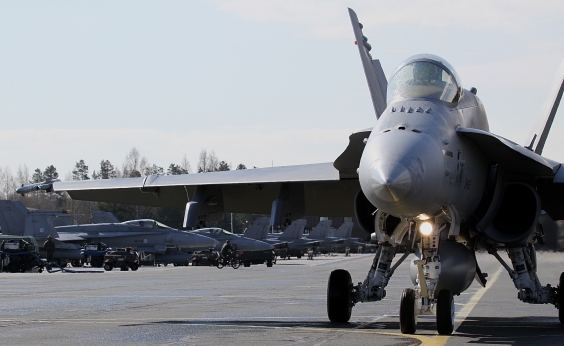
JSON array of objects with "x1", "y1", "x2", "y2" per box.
[
  {"x1": 332, "y1": 222, "x2": 366, "y2": 248},
  {"x1": 16, "y1": 8, "x2": 564, "y2": 336},
  {"x1": 305, "y1": 220, "x2": 345, "y2": 248},
  {"x1": 244, "y1": 218, "x2": 319, "y2": 258},
  {"x1": 188, "y1": 227, "x2": 274, "y2": 252},
  {"x1": 0, "y1": 200, "x2": 218, "y2": 265}
]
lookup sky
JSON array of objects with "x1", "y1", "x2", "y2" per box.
[{"x1": 2, "y1": 0, "x2": 564, "y2": 179}]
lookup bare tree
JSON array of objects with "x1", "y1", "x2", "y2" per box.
[
  {"x1": 0, "y1": 166, "x2": 17, "y2": 200},
  {"x1": 197, "y1": 149, "x2": 219, "y2": 173},
  {"x1": 122, "y1": 147, "x2": 147, "y2": 177},
  {"x1": 16, "y1": 164, "x2": 30, "y2": 186},
  {"x1": 181, "y1": 154, "x2": 192, "y2": 174}
]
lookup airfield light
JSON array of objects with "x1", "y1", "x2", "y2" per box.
[{"x1": 419, "y1": 221, "x2": 433, "y2": 236}]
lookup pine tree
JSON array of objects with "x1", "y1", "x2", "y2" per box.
[{"x1": 72, "y1": 160, "x2": 90, "y2": 180}]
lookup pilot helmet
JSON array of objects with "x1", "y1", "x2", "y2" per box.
[{"x1": 413, "y1": 62, "x2": 440, "y2": 82}]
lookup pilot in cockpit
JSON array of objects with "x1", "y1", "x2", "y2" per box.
[{"x1": 413, "y1": 62, "x2": 442, "y2": 85}]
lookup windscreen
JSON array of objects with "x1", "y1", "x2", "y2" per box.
[{"x1": 387, "y1": 57, "x2": 460, "y2": 103}]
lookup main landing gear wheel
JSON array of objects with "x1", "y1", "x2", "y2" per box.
[
  {"x1": 327, "y1": 269, "x2": 353, "y2": 323},
  {"x1": 399, "y1": 288, "x2": 417, "y2": 334},
  {"x1": 436, "y1": 289, "x2": 455, "y2": 335},
  {"x1": 558, "y1": 272, "x2": 564, "y2": 324}
]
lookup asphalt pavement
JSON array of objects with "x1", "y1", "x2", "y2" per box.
[{"x1": 0, "y1": 251, "x2": 563, "y2": 345}]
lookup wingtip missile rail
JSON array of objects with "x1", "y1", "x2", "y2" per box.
[{"x1": 16, "y1": 179, "x2": 60, "y2": 195}]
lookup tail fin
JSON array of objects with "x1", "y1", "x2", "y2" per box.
[
  {"x1": 279, "y1": 219, "x2": 307, "y2": 240},
  {"x1": 308, "y1": 220, "x2": 333, "y2": 239},
  {"x1": 348, "y1": 8, "x2": 388, "y2": 119},
  {"x1": 0, "y1": 200, "x2": 28, "y2": 235},
  {"x1": 334, "y1": 222, "x2": 354, "y2": 238},
  {"x1": 25, "y1": 214, "x2": 60, "y2": 239},
  {"x1": 244, "y1": 217, "x2": 271, "y2": 240},
  {"x1": 526, "y1": 58, "x2": 564, "y2": 155},
  {"x1": 91, "y1": 211, "x2": 120, "y2": 223}
]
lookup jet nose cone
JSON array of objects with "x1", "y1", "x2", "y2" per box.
[
  {"x1": 185, "y1": 233, "x2": 218, "y2": 249},
  {"x1": 370, "y1": 160, "x2": 412, "y2": 202},
  {"x1": 359, "y1": 130, "x2": 444, "y2": 217}
]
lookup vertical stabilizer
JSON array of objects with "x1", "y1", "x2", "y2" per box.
[
  {"x1": 25, "y1": 214, "x2": 60, "y2": 239},
  {"x1": 279, "y1": 219, "x2": 307, "y2": 240},
  {"x1": 0, "y1": 200, "x2": 28, "y2": 235},
  {"x1": 308, "y1": 220, "x2": 333, "y2": 239},
  {"x1": 334, "y1": 222, "x2": 354, "y2": 238},
  {"x1": 91, "y1": 211, "x2": 120, "y2": 223},
  {"x1": 526, "y1": 58, "x2": 564, "y2": 155},
  {"x1": 244, "y1": 217, "x2": 271, "y2": 240},
  {"x1": 348, "y1": 8, "x2": 387, "y2": 119}
]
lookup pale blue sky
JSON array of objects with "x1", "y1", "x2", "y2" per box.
[{"x1": 2, "y1": 1, "x2": 564, "y2": 178}]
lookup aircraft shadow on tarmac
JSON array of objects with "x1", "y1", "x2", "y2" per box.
[
  {"x1": 128, "y1": 316, "x2": 564, "y2": 344},
  {"x1": 455, "y1": 316, "x2": 564, "y2": 344}
]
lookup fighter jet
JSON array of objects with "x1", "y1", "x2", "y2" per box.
[
  {"x1": 17, "y1": 8, "x2": 564, "y2": 335},
  {"x1": 305, "y1": 220, "x2": 345, "y2": 247},
  {"x1": 244, "y1": 218, "x2": 319, "y2": 258},
  {"x1": 332, "y1": 222, "x2": 366, "y2": 248},
  {"x1": 0, "y1": 200, "x2": 218, "y2": 265},
  {"x1": 189, "y1": 227, "x2": 274, "y2": 252}
]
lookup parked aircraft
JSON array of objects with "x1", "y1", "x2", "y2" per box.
[
  {"x1": 332, "y1": 222, "x2": 366, "y2": 249},
  {"x1": 305, "y1": 220, "x2": 345, "y2": 247},
  {"x1": 189, "y1": 227, "x2": 274, "y2": 252},
  {"x1": 0, "y1": 200, "x2": 218, "y2": 265},
  {"x1": 244, "y1": 218, "x2": 319, "y2": 258},
  {"x1": 17, "y1": 8, "x2": 564, "y2": 335}
]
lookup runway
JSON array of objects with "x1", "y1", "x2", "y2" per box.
[{"x1": 0, "y1": 252, "x2": 563, "y2": 345}]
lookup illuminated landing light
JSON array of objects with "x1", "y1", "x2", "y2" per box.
[{"x1": 419, "y1": 222, "x2": 433, "y2": 236}]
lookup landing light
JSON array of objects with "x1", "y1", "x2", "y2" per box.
[{"x1": 419, "y1": 222, "x2": 433, "y2": 236}]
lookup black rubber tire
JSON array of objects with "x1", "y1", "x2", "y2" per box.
[
  {"x1": 232, "y1": 259, "x2": 241, "y2": 269},
  {"x1": 399, "y1": 288, "x2": 417, "y2": 334},
  {"x1": 558, "y1": 272, "x2": 564, "y2": 324},
  {"x1": 8, "y1": 262, "x2": 21, "y2": 273},
  {"x1": 129, "y1": 264, "x2": 139, "y2": 271},
  {"x1": 327, "y1": 269, "x2": 353, "y2": 323},
  {"x1": 71, "y1": 260, "x2": 82, "y2": 267},
  {"x1": 91, "y1": 258, "x2": 102, "y2": 268},
  {"x1": 436, "y1": 289, "x2": 455, "y2": 335},
  {"x1": 103, "y1": 264, "x2": 113, "y2": 271},
  {"x1": 266, "y1": 261, "x2": 273, "y2": 268}
]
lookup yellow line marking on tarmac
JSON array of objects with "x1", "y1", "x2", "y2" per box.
[
  {"x1": 377, "y1": 332, "x2": 449, "y2": 346},
  {"x1": 375, "y1": 265, "x2": 504, "y2": 346}
]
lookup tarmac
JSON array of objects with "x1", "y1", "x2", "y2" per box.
[{"x1": 1, "y1": 251, "x2": 563, "y2": 345}]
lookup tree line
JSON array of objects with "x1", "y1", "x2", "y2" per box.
[{"x1": 0, "y1": 147, "x2": 258, "y2": 233}]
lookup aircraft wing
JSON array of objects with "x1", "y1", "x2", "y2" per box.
[{"x1": 23, "y1": 162, "x2": 360, "y2": 227}]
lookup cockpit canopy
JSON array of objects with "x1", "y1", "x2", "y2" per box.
[
  {"x1": 122, "y1": 219, "x2": 171, "y2": 229},
  {"x1": 387, "y1": 54, "x2": 462, "y2": 104}
]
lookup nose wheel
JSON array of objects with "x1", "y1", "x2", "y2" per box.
[{"x1": 327, "y1": 269, "x2": 353, "y2": 322}]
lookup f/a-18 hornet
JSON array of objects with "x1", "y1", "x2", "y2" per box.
[{"x1": 17, "y1": 8, "x2": 564, "y2": 335}]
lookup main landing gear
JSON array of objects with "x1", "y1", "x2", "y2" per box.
[{"x1": 326, "y1": 221, "x2": 459, "y2": 335}]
